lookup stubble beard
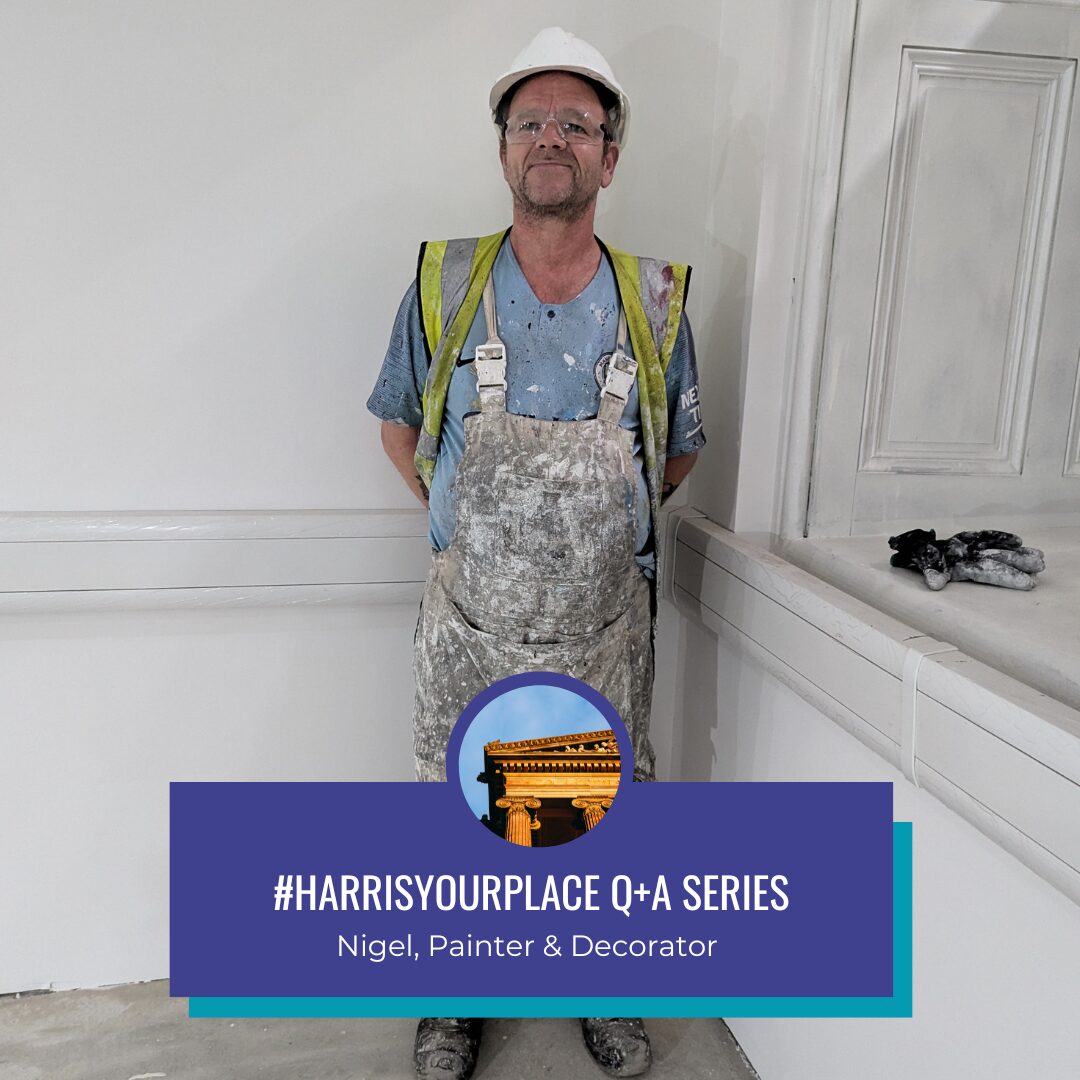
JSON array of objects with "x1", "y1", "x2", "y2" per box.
[{"x1": 510, "y1": 156, "x2": 598, "y2": 225}]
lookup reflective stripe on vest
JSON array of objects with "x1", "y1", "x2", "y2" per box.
[{"x1": 414, "y1": 229, "x2": 690, "y2": 570}]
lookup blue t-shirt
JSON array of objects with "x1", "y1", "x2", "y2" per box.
[{"x1": 367, "y1": 240, "x2": 705, "y2": 575}]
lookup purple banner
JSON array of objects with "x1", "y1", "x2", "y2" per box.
[{"x1": 170, "y1": 781, "x2": 893, "y2": 999}]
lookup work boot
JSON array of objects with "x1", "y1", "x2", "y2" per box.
[
  {"x1": 580, "y1": 1017, "x2": 652, "y2": 1077},
  {"x1": 413, "y1": 1017, "x2": 483, "y2": 1079}
]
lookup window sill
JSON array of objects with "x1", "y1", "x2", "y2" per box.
[
  {"x1": 780, "y1": 527, "x2": 1080, "y2": 715},
  {"x1": 669, "y1": 513, "x2": 1080, "y2": 906}
]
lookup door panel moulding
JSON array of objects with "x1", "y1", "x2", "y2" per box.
[
  {"x1": 673, "y1": 515, "x2": 1080, "y2": 906},
  {"x1": 796, "y1": 1, "x2": 1080, "y2": 537},
  {"x1": 859, "y1": 49, "x2": 1074, "y2": 476}
]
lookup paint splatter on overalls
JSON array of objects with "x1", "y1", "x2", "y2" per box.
[{"x1": 413, "y1": 274, "x2": 656, "y2": 783}]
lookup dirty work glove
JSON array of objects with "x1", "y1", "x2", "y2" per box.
[
  {"x1": 888, "y1": 529, "x2": 1045, "y2": 591},
  {"x1": 581, "y1": 1017, "x2": 652, "y2": 1077},
  {"x1": 414, "y1": 1017, "x2": 483, "y2": 1080},
  {"x1": 947, "y1": 549, "x2": 1045, "y2": 589}
]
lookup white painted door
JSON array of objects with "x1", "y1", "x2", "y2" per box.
[{"x1": 809, "y1": 0, "x2": 1080, "y2": 536}]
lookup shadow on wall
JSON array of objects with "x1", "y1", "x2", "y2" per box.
[
  {"x1": 697, "y1": 50, "x2": 766, "y2": 533},
  {"x1": 617, "y1": 23, "x2": 768, "y2": 533},
  {"x1": 602, "y1": 24, "x2": 719, "y2": 259},
  {"x1": 598, "y1": 22, "x2": 766, "y2": 532}
]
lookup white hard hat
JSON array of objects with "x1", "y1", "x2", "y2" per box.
[{"x1": 489, "y1": 27, "x2": 630, "y2": 147}]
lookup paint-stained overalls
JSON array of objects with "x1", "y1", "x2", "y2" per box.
[{"x1": 413, "y1": 273, "x2": 656, "y2": 782}]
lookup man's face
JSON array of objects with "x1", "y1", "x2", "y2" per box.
[{"x1": 499, "y1": 71, "x2": 619, "y2": 224}]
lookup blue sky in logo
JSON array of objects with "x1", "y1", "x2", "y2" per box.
[{"x1": 457, "y1": 685, "x2": 609, "y2": 819}]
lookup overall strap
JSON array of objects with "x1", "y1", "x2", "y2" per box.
[
  {"x1": 475, "y1": 274, "x2": 508, "y2": 411},
  {"x1": 597, "y1": 309, "x2": 635, "y2": 424},
  {"x1": 415, "y1": 231, "x2": 509, "y2": 486},
  {"x1": 601, "y1": 242, "x2": 691, "y2": 580}
]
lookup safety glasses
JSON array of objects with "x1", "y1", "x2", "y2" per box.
[{"x1": 503, "y1": 108, "x2": 608, "y2": 144}]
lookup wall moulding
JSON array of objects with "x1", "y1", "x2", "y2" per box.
[
  {"x1": 672, "y1": 515, "x2": 1080, "y2": 907},
  {"x1": 0, "y1": 509, "x2": 431, "y2": 609},
  {"x1": 0, "y1": 581, "x2": 423, "y2": 614},
  {"x1": 0, "y1": 509, "x2": 429, "y2": 543},
  {"x1": 859, "y1": 48, "x2": 1074, "y2": 476}
]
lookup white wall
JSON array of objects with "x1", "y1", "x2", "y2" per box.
[
  {"x1": 0, "y1": 1, "x2": 781, "y2": 992},
  {"x1": 0, "y1": 602, "x2": 418, "y2": 993},
  {"x1": 673, "y1": 615, "x2": 1080, "y2": 1080},
  {"x1": 0, "y1": 0, "x2": 752, "y2": 514},
  {"x1": 680, "y1": 2, "x2": 783, "y2": 531},
  {"x1": 727, "y1": 0, "x2": 822, "y2": 535}
]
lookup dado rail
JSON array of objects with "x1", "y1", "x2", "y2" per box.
[{"x1": 3, "y1": 506, "x2": 1077, "y2": 906}]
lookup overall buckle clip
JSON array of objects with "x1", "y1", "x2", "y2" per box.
[
  {"x1": 474, "y1": 342, "x2": 508, "y2": 391},
  {"x1": 602, "y1": 351, "x2": 637, "y2": 403}
]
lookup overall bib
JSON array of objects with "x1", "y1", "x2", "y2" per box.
[{"x1": 413, "y1": 274, "x2": 656, "y2": 783}]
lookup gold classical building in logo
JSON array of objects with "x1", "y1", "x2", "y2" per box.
[{"x1": 478, "y1": 730, "x2": 621, "y2": 847}]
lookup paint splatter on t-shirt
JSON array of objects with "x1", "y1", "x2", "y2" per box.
[{"x1": 367, "y1": 241, "x2": 706, "y2": 575}]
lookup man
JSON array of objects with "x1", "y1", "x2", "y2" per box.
[{"x1": 367, "y1": 27, "x2": 704, "y2": 1080}]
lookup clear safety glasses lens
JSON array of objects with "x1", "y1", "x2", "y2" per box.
[{"x1": 503, "y1": 109, "x2": 607, "y2": 144}]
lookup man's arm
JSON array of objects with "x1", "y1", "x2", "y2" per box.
[
  {"x1": 661, "y1": 451, "x2": 698, "y2": 503},
  {"x1": 367, "y1": 281, "x2": 431, "y2": 506},
  {"x1": 660, "y1": 311, "x2": 705, "y2": 504},
  {"x1": 380, "y1": 422, "x2": 429, "y2": 507}
]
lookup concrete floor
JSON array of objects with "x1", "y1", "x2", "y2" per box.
[{"x1": 0, "y1": 981, "x2": 759, "y2": 1080}]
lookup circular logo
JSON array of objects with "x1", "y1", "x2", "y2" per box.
[
  {"x1": 594, "y1": 351, "x2": 615, "y2": 390},
  {"x1": 447, "y1": 673, "x2": 631, "y2": 848}
]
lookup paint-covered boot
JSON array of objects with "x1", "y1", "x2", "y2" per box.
[
  {"x1": 414, "y1": 1017, "x2": 483, "y2": 1079},
  {"x1": 580, "y1": 1017, "x2": 652, "y2": 1077}
]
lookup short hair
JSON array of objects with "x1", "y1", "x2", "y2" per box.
[{"x1": 494, "y1": 73, "x2": 619, "y2": 144}]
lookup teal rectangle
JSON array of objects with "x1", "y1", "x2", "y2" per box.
[{"x1": 189, "y1": 822, "x2": 912, "y2": 1020}]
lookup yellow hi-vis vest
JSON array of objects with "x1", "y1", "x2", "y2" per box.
[{"x1": 414, "y1": 229, "x2": 690, "y2": 567}]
